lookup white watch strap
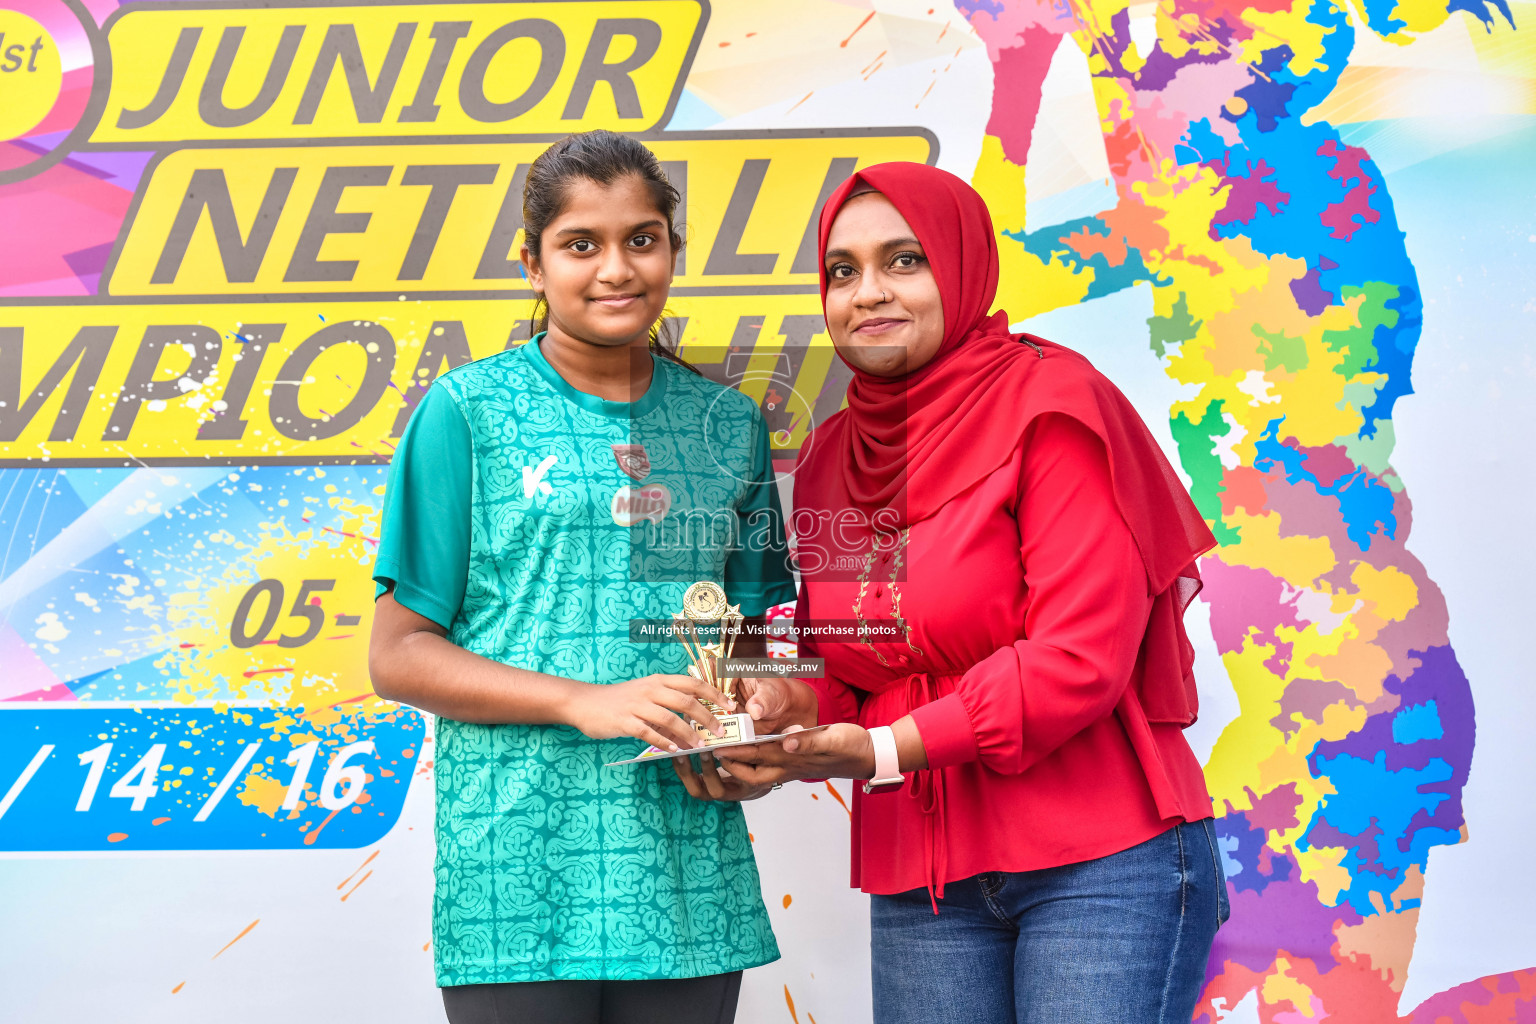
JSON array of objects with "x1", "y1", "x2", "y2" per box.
[{"x1": 864, "y1": 726, "x2": 904, "y2": 793}]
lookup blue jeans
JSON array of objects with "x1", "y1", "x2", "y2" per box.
[{"x1": 870, "y1": 820, "x2": 1229, "y2": 1024}]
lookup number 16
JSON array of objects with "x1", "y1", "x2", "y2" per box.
[{"x1": 282, "y1": 740, "x2": 375, "y2": 812}]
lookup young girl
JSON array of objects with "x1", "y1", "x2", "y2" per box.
[{"x1": 369, "y1": 130, "x2": 794, "y2": 1024}]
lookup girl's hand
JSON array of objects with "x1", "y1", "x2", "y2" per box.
[
  {"x1": 736, "y1": 676, "x2": 818, "y2": 735},
  {"x1": 564, "y1": 674, "x2": 734, "y2": 753},
  {"x1": 672, "y1": 750, "x2": 775, "y2": 803},
  {"x1": 716, "y1": 723, "x2": 876, "y2": 786}
]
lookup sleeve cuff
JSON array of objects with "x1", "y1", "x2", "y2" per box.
[
  {"x1": 804, "y1": 678, "x2": 860, "y2": 726},
  {"x1": 909, "y1": 693, "x2": 980, "y2": 771},
  {"x1": 376, "y1": 575, "x2": 458, "y2": 631},
  {"x1": 371, "y1": 558, "x2": 399, "y2": 601}
]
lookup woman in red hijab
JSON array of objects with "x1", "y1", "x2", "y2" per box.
[{"x1": 709, "y1": 163, "x2": 1229, "y2": 1023}]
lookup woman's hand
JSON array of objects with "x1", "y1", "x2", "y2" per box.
[
  {"x1": 736, "y1": 676, "x2": 819, "y2": 735},
  {"x1": 563, "y1": 674, "x2": 735, "y2": 753},
  {"x1": 672, "y1": 750, "x2": 775, "y2": 803},
  {"x1": 716, "y1": 723, "x2": 877, "y2": 785}
]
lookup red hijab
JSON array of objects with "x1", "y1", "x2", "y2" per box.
[{"x1": 795, "y1": 162, "x2": 1217, "y2": 724}]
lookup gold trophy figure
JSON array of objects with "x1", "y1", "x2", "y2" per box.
[{"x1": 672, "y1": 582, "x2": 755, "y2": 746}]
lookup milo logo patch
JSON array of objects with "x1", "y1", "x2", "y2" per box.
[{"x1": 611, "y1": 484, "x2": 671, "y2": 527}]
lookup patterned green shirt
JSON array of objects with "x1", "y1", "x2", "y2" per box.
[{"x1": 374, "y1": 337, "x2": 793, "y2": 986}]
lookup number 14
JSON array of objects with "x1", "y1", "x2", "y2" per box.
[{"x1": 77, "y1": 742, "x2": 164, "y2": 812}]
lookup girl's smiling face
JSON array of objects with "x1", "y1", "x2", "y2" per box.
[
  {"x1": 522, "y1": 174, "x2": 678, "y2": 349},
  {"x1": 822, "y1": 191, "x2": 946, "y2": 378}
]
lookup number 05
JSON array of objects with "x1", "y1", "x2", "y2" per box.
[{"x1": 230, "y1": 578, "x2": 336, "y2": 649}]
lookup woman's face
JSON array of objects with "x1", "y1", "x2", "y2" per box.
[
  {"x1": 822, "y1": 192, "x2": 945, "y2": 377},
  {"x1": 522, "y1": 174, "x2": 677, "y2": 348}
]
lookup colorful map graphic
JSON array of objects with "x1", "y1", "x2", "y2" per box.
[{"x1": 957, "y1": 0, "x2": 1533, "y2": 1018}]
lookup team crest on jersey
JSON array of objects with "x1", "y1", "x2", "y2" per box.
[
  {"x1": 611, "y1": 444, "x2": 651, "y2": 481},
  {"x1": 611, "y1": 484, "x2": 671, "y2": 527}
]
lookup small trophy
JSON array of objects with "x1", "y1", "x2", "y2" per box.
[{"x1": 671, "y1": 581, "x2": 755, "y2": 746}]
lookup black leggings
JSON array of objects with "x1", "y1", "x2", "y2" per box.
[{"x1": 441, "y1": 972, "x2": 742, "y2": 1024}]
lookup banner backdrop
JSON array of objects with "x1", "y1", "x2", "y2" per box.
[{"x1": 1, "y1": 1, "x2": 1532, "y2": 1022}]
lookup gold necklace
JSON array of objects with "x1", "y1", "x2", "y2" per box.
[{"x1": 851, "y1": 528, "x2": 925, "y2": 666}]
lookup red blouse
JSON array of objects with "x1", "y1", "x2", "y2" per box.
[{"x1": 797, "y1": 413, "x2": 1214, "y2": 899}]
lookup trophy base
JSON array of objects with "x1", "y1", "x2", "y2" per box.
[{"x1": 694, "y1": 712, "x2": 755, "y2": 747}]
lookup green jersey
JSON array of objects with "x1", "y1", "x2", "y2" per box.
[{"x1": 373, "y1": 336, "x2": 794, "y2": 985}]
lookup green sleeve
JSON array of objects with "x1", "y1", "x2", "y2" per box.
[
  {"x1": 372, "y1": 383, "x2": 472, "y2": 629},
  {"x1": 724, "y1": 411, "x2": 798, "y2": 617}
]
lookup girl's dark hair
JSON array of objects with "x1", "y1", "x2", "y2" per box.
[{"x1": 522, "y1": 130, "x2": 694, "y2": 371}]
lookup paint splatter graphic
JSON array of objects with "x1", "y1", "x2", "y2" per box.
[
  {"x1": 959, "y1": 0, "x2": 1532, "y2": 1018},
  {"x1": 0, "y1": 466, "x2": 422, "y2": 849}
]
